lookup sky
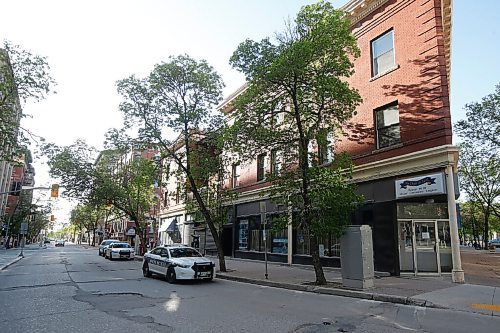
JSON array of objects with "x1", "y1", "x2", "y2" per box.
[{"x1": 1, "y1": 0, "x2": 499, "y2": 226}]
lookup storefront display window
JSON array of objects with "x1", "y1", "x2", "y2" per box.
[
  {"x1": 296, "y1": 229, "x2": 310, "y2": 255},
  {"x1": 271, "y1": 229, "x2": 288, "y2": 254},
  {"x1": 239, "y1": 220, "x2": 248, "y2": 250},
  {"x1": 317, "y1": 234, "x2": 341, "y2": 257}
]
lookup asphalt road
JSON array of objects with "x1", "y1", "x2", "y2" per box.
[{"x1": 0, "y1": 244, "x2": 499, "y2": 333}]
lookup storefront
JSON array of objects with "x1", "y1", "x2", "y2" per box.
[{"x1": 230, "y1": 164, "x2": 461, "y2": 277}]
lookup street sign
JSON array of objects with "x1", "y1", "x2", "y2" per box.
[{"x1": 20, "y1": 222, "x2": 28, "y2": 234}]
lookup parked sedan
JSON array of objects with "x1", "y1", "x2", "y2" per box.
[
  {"x1": 489, "y1": 239, "x2": 500, "y2": 248},
  {"x1": 98, "y1": 239, "x2": 120, "y2": 256},
  {"x1": 104, "y1": 242, "x2": 135, "y2": 260},
  {"x1": 142, "y1": 245, "x2": 215, "y2": 283},
  {"x1": 55, "y1": 240, "x2": 65, "y2": 247}
]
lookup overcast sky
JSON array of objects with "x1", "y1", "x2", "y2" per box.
[{"x1": 1, "y1": 0, "x2": 499, "y2": 226}]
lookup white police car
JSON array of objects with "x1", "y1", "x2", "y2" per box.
[{"x1": 142, "y1": 245, "x2": 215, "y2": 283}]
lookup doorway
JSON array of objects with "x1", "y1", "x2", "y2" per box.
[{"x1": 398, "y1": 219, "x2": 441, "y2": 275}]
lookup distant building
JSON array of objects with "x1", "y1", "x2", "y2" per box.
[{"x1": 0, "y1": 48, "x2": 23, "y2": 221}]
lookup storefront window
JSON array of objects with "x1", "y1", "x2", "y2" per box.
[
  {"x1": 271, "y1": 229, "x2": 288, "y2": 254},
  {"x1": 437, "y1": 221, "x2": 451, "y2": 249},
  {"x1": 239, "y1": 220, "x2": 248, "y2": 250},
  {"x1": 318, "y1": 234, "x2": 341, "y2": 257},
  {"x1": 296, "y1": 229, "x2": 310, "y2": 255}
]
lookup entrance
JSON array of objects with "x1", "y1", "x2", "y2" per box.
[{"x1": 398, "y1": 220, "x2": 441, "y2": 275}]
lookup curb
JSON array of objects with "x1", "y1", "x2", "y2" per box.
[
  {"x1": 216, "y1": 273, "x2": 444, "y2": 309},
  {"x1": 0, "y1": 255, "x2": 23, "y2": 271}
]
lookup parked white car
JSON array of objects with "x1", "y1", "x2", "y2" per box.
[
  {"x1": 104, "y1": 242, "x2": 135, "y2": 260},
  {"x1": 98, "y1": 239, "x2": 120, "y2": 256},
  {"x1": 142, "y1": 245, "x2": 215, "y2": 283}
]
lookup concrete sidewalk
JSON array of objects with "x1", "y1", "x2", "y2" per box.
[{"x1": 210, "y1": 256, "x2": 500, "y2": 317}]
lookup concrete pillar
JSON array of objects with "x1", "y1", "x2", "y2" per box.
[{"x1": 446, "y1": 165, "x2": 465, "y2": 283}]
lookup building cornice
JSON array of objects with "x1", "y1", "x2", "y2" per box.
[{"x1": 352, "y1": 145, "x2": 459, "y2": 182}]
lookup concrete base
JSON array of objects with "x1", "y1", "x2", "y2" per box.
[
  {"x1": 343, "y1": 277, "x2": 374, "y2": 290},
  {"x1": 452, "y1": 269, "x2": 465, "y2": 284}
]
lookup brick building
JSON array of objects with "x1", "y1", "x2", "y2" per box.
[{"x1": 215, "y1": 0, "x2": 461, "y2": 280}]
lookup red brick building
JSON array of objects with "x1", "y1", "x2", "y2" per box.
[{"x1": 215, "y1": 0, "x2": 462, "y2": 281}]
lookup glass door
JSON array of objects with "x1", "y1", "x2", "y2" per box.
[{"x1": 414, "y1": 220, "x2": 440, "y2": 274}]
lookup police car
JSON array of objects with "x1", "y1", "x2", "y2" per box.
[{"x1": 142, "y1": 245, "x2": 215, "y2": 283}]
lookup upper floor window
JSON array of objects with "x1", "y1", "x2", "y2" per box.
[
  {"x1": 257, "y1": 153, "x2": 266, "y2": 181},
  {"x1": 371, "y1": 30, "x2": 395, "y2": 77},
  {"x1": 318, "y1": 132, "x2": 334, "y2": 165},
  {"x1": 231, "y1": 163, "x2": 240, "y2": 188},
  {"x1": 376, "y1": 104, "x2": 400, "y2": 149},
  {"x1": 270, "y1": 149, "x2": 281, "y2": 175}
]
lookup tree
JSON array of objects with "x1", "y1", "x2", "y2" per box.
[
  {"x1": 44, "y1": 140, "x2": 159, "y2": 254},
  {"x1": 0, "y1": 41, "x2": 56, "y2": 160},
  {"x1": 455, "y1": 84, "x2": 500, "y2": 249},
  {"x1": 228, "y1": 1, "x2": 363, "y2": 284},
  {"x1": 455, "y1": 83, "x2": 500, "y2": 151},
  {"x1": 457, "y1": 143, "x2": 499, "y2": 248},
  {"x1": 94, "y1": 151, "x2": 159, "y2": 255},
  {"x1": 112, "y1": 54, "x2": 231, "y2": 271}
]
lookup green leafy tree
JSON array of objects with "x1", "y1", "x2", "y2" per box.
[
  {"x1": 455, "y1": 84, "x2": 500, "y2": 248},
  {"x1": 44, "y1": 140, "x2": 159, "y2": 254},
  {"x1": 94, "y1": 151, "x2": 158, "y2": 255},
  {"x1": 0, "y1": 41, "x2": 56, "y2": 159},
  {"x1": 228, "y1": 1, "x2": 363, "y2": 284},
  {"x1": 112, "y1": 54, "x2": 231, "y2": 270}
]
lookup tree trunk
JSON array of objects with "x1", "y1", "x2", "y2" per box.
[
  {"x1": 483, "y1": 210, "x2": 490, "y2": 249},
  {"x1": 309, "y1": 234, "x2": 327, "y2": 285},
  {"x1": 92, "y1": 229, "x2": 96, "y2": 246}
]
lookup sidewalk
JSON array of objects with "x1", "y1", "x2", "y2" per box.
[
  {"x1": 0, "y1": 246, "x2": 25, "y2": 271},
  {"x1": 209, "y1": 256, "x2": 500, "y2": 317}
]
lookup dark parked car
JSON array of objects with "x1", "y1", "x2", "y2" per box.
[{"x1": 55, "y1": 240, "x2": 65, "y2": 247}]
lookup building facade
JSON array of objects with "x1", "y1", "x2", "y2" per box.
[
  {"x1": 154, "y1": 0, "x2": 461, "y2": 281},
  {"x1": 215, "y1": 0, "x2": 461, "y2": 280}
]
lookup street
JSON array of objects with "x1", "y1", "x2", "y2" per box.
[{"x1": 0, "y1": 244, "x2": 499, "y2": 333}]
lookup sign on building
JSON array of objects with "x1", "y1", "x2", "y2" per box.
[{"x1": 395, "y1": 173, "x2": 446, "y2": 199}]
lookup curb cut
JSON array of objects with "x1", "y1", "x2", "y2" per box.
[
  {"x1": 0, "y1": 255, "x2": 23, "y2": 271},
  {"x1": 216, "y1": 273, "x2": 445, "y2": 309}
]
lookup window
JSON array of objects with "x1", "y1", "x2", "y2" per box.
[
  {"x1": 175, "y1": 183, "x2": 181, "y2": 204},
  {"x1": 231, "y1": 163, "x2": 240, "y2": 188},
  {"x1": 257, "y1": 153, "x2": 266, "y2": 181},
  {"x1": 318, "y1": 132, "x2": 334, "y2": 165},
  {"x1": 376, "y1": 104, "x2": 400, "y2": 148},
  {"x1": 270, "y1": 150, "x2": 281, "y2": 175},
  {"x1": 371, "y1": 30, "x2": 395, "y2": 77},
  {"x1": 239, "y1": 220, "x2": 248, "y2": 250}
]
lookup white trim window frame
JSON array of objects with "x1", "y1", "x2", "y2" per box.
[{"x1": 371, "y1": 29, "x2": 395, "y2": 77}]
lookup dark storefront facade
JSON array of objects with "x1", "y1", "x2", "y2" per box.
[{"x1": 228, "y1": 147, "x2": 460, "y2": 277}]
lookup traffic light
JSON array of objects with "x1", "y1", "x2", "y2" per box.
[
  {"x1": 50, "y1": 215, "x2": 55, "y2": 221},
  {"x1": 50, "y1": 184, "x2": 59, "y2": 198}
]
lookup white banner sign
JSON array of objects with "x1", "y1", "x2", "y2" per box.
[{"x1": 395, "y1": 173, "x2": 446, "y2": 199}]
